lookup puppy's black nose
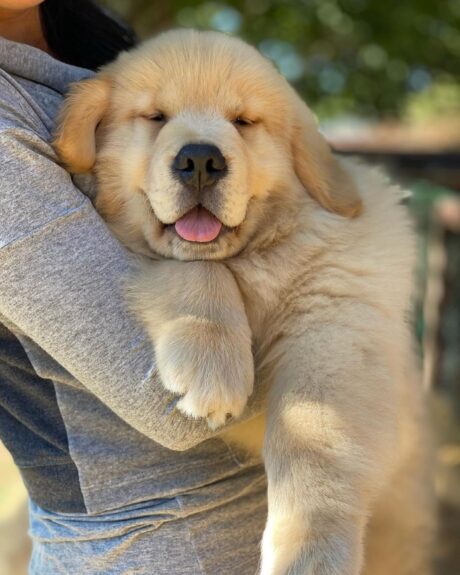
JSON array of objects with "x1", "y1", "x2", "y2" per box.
[{"x1": 172, "y1": 143, "x2": 227, "y2": 190}]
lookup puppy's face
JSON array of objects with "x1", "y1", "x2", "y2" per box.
[{"x1": 54, "y1": 30, "x2": 361, "y2": 260}]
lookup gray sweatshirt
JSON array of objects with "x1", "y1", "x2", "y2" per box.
[{"x1": 0, "y1": 37, "x2": 263, "y2": 514}]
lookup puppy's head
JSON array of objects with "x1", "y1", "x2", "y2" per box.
[{"x1": 54, "y1": 30, "x2": 361, "y2": 260}]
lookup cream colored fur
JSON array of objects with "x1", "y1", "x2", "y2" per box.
[{"x1": 54, "y1": 30, "x2": 434, "y2": 575}]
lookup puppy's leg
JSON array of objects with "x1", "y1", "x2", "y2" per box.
[
  {"x1": 130, "y1": 260, "x2": 254, "y2": 428},
  {"x1": 260, "y1": 312, "x2": 409, "y2": 575}
]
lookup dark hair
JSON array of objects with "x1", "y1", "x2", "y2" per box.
[{"x1": 39, "y1": 0, "x2": 137, "y2": 71}]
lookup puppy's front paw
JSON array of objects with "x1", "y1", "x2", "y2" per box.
[{"x1": 156, "y1": 317, "x2": 254, "y2": 428}]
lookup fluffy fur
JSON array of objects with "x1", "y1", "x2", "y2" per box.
[{"x1": 54, "y1": 30, "x2": 434, "y2": 575}]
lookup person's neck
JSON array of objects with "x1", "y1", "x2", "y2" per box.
[{"x1": 0, "y1": 7, "x2": 49, "y2": 53}]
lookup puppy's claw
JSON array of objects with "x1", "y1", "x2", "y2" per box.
[
  {"x1": 176, "y1": 391, "x2": 245, "y2": 429},
  {"x1": 206, "y1": 411, "x2": 229, "y2": 430},
  {"x1": 176, "y1": 394, "x2": 208, "y2": 420}
]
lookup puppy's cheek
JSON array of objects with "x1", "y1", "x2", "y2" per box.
[
  {"x1": 120, "y1": 123, "x2": 152, "y2": 188},
  {"x1": 246, "y1": 158, "x2": 273, "y2": 199},
  {"x1": 120, "y1": 151, "x2": 149, "y2": 194},
  {"x1": 246, "y1": 136, "x2": 288, "y2": 199},
  {"x1": 249, "y1": 173, "x2": 269, "y2": 199}
]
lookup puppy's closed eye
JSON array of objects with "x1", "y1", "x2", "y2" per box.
[
  {"x1": 142, "y1": 112, "x2": 168, "y2": 123},
  {"x1": 233, "y1": 117, "x2": 254, "y2": 127}
]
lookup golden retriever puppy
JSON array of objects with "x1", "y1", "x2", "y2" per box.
[{"x1": 54, "y1": 30, "x2": 434, "y2": 575}]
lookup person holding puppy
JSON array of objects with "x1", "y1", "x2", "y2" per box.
[{"x1": 0, "y1": 2, "x2": 267, "y2": 574}]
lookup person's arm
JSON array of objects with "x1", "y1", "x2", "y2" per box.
[{"x1": 0, "y1": 125, "x2": 266, "y2": 450}]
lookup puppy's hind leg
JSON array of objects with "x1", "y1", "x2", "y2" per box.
[
  {"x1": 259, "y1": 317, "x2": 401, "y2": 575},
  {"x1": 260, "y1": 436, "x2": 367, "y2": 575},
  {"x1": 260, "y1": 502, "x2": 366, "y2": 575}
]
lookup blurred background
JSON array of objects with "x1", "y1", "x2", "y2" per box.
[{"x1": 1, "y1": 1, "x2": 459, "y2": 573}]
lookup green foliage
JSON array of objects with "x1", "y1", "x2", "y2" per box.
[
  {"x1": 104, "y1": 0, "x2": 460, "y2": 120},
  {"x1": 404, "y1": 80, "x2": 460, "y2": 123}
]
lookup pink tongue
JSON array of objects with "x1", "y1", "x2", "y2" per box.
[{"x1": 175, "y1": 206, "x2": 222, "y2": 243}]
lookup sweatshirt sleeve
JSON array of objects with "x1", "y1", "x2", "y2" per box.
[{"x1": 0, "y1": 125, "x2": 266, "y2": 451}]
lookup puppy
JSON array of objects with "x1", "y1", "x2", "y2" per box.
[{"x1": 54, "y1": 30, "x2": 434, "y2": 575}]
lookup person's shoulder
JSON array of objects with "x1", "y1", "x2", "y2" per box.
[
  {"x1": 0, "y1": 69, "x2": 48, "y2": 138},
  {"x1": 0, "y1": 68, "x2": 55, "y2": 170},
  {"x1": 0, "y1": 69, "x2": 62, "y2": 191}
]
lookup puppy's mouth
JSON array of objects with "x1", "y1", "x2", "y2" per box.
[{"x1": 170, "y1": 205, "x2": 224, "y2": 243}]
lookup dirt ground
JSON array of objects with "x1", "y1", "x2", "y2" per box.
[
  {"x1": 0, "y1": 390, "x2": 459, "y2": 575},
  {"x1": 0, "y1": 447, "x2": 29, "y2": 575}
]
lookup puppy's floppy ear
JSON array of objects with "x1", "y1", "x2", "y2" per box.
[
  {"x1": 290, "y1": 94, "x2": 362, "y2": 218},
  {"x1": 53, "y1": 75, "x2": 111, "y2": 173}
]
